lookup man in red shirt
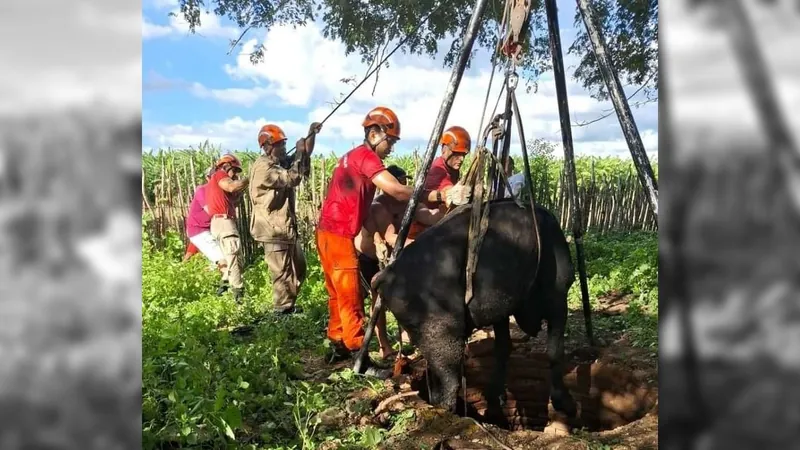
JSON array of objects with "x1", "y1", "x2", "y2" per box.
[
  {"x1": 205, "y1": 154, "x2": 249, "y2": 301},
  {"x1": 317, "y1": 106, "x2": 458, "y2": 373},
  {"x1": 407, "y1": 125, "x2": 473, "y2": 239}
]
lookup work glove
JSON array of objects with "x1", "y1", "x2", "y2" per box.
[
  {"x1": 445, "y1": 184, "x2": 471, "y2": 207},
  {"x1": 308, "y1": 122, "x2": 322, "y2": 136},
  {"x1": 375, "y1": 238, "x2": 390, "y2": 267},
  {"x1": 295, "y1": 137, "x2": 307, "y2": 154},
  {"x1": 292, "y1": 139, "x2": 311, "y2": 176}
]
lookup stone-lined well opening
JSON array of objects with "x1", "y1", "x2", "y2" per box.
[{"x1": 406, "y1": 336, "x2": 658, "y2": 432}]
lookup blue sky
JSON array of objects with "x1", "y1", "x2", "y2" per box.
[{"x1": 142, "y1": 0, "x2": 659, "y2": 159}]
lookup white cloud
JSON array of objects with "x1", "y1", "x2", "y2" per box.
[
  {"x1": 198, "y1": 22, "x2": 655, "y2": 147},
  {"x1": 571, "y1": 128, "x2": 659, "y2": 159},
  {"x1": 143, "y1": 9, "x2": 240, "y2": 40},
  {"x1": 189, "y1": 83, "x2": 272, "y2": 107},
  {"x1": 151, "y1": 0, "x2": 178, "y2": 9},
  {"x1": 144, "y1": 116, "x2": 308, "y2": 151},
  {"x1": 143, "y1": 21, "x2": 173, "y2": 39},
  {"x1": 146, "y1": 21, "x2": 657, "y2": 158}
]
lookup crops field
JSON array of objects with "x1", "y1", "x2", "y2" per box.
[
  {"x1": 141, "y1": 145, "x2": 659, "y2": 449},
  {"x1": 142, "y1": 143, "x2": 657, "y2": 256}
]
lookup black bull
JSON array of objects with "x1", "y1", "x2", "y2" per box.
[{"x1": 372, "y1": 198, "x2": 578, "y2": 418}]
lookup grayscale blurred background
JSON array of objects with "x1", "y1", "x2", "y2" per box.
[
  {"x1": 660, "y1": 0, "x2": 800, "y2": 448},
  {"x1": 0, "y1": 1, "x2": 142, "y2": 449}
]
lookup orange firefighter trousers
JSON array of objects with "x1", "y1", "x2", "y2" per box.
[{"x1": 316, "y1": 229, "x2": 365, "y2": 351}]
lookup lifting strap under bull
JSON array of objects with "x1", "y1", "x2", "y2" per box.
[{"x1": 456, "y1": 110, "x2": 537, "y2": 306}]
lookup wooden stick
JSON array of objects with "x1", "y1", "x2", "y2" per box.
[{"x1": 372, "y1": 391, "x2": 421, "y2": 417}]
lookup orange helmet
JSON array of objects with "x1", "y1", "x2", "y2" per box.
[
  {"x1": 362, "y1": 106, "x2": 401, "y2": 139},
  {"x1": 215, "y1": 154, "x2": 242, "y2": 170},
  {"x1": 440, "y1": 126, "x2": 471, "y2": 154},
  {"x1": 257, "y1": 124, "x2": 287, "y2": 147}
]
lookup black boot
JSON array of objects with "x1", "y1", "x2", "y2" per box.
[
  {"x1": 327, "y1": 341, "x2": 352, "y2": 364},
  {"x1": 232, "y1": 288, "x2": 244, "y2": 302},
  {"x1": 216, "y1": 280, "x2": 230, "y2": 296},
  {"x1": 354, "y1": 354, "x2": 392, "y2": 379},
  {"x1": 274, "y1": 305, "x2": 303, "y2": 316}
]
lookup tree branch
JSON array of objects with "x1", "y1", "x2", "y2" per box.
[
  {"x1": 363, "y1": 42, "x2": 380, "y2": 78},
  {"x1": 227, "y1": 25, "x2": 254, "y2": 55},
  {"x1": 372, "y1": 391, "x2": 420, "y2": 417},
  {"x1": 226, "y1": 0, "x2": 292, "y2": 56},
  {"x1": 372, "y1": 38, "x2": 391, "y2": 96}
]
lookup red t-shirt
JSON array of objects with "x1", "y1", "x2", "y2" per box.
[
  {"x1": 205, "y1": 169, "x2": 236, "y2": 217},
  {"x1": 408, "y1": 156, "x2": 460, "y2": 239},
  {"x1": 318, "y1": 145, "x2": 387, "y2": 238},
  {"x1": 422, "y1": 156, "x2": 460, "y2": 208}
]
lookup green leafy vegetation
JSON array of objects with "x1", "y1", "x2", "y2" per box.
[
  {"x1": 142, "y1": 228, "x2": 657, "y2": 449},
  {"x1": 142, "y1": 146, "x2": 658, "y2": 448},
  {"x1": 568, "y1": 231, "x2": 658, "y2": 351},
  {"x1": 142, "y1": 231, "x2": 390, "y2": 449}
]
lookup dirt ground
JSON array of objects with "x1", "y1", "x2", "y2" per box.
[{"x1": 301, "y1": 297, "x2": 658, "y2": 450}]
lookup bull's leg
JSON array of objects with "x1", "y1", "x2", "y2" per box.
[
  {"x1": 425, "y1": 361, "x2": 442, "y2": 405},
  {"x1": 486, "y1": 318, "x2": 511, "y2": 425},
  {"x1": 546, "y1": 299, "x2": 577, "y2": 417},
  {"x1": 419, "y1": 327, "x2": 465, "y2": 413}
]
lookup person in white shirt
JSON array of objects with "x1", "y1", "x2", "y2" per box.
[{"x1": 504, "y1": 156, "x2": 526, "y2": 198}]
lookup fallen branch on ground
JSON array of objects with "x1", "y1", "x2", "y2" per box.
[
  {"x1": 373, "y1": 391, "x2": 420, "y2": 417},
  {"x1": 464, "y1": 417, "x2": 515, "y2": 450}
]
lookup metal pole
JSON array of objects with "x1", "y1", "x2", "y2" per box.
[
  {"x1": 353, "y1": 0, "x2": 491, "y2": 374},
  {"x1": 575, "y1": 0, "x2": 658, "y2": 219},
  {"x1": 544, "y1": 0, "x2": 594, "y2": 347}
]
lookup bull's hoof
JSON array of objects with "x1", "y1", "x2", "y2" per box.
[
  {"x1": 552, "y1": 394, "x2": 578, "y2": 418},
  {"x1": 484, "y1": 405, "x2": 510, "y2": 428}
]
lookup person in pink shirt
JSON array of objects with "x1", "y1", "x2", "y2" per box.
[{"x1": 185, "y1": 168, "x2": 227, "y2": 294}]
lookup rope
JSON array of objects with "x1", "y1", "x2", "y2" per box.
[
  {"x1": 481, "y1": 146, "x2": 524, "y2": 206},
  {"x1": 460, "y1": 143, "x2": 525, "y2": 306},
  {"x1": 510, "y1": 90, "x2": 542, "y2": 304},
  {"x1": 286, "y1": 2, "x2": 446, "y2": 157},
  {"x1": 464, "y1": 417, "x2": 516, "y2": 450}
]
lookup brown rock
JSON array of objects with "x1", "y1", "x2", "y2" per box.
[{"x1": 543, "y1": 420, "x2": 571, "y2": 436}]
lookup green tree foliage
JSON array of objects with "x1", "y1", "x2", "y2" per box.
[{"x1": 172, "y1": 0, "x2": 657, "y2": 100}]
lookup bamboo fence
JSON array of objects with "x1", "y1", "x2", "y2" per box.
[{"x1": 142, "y1": 150, "x2": 657, "y2": 264}]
